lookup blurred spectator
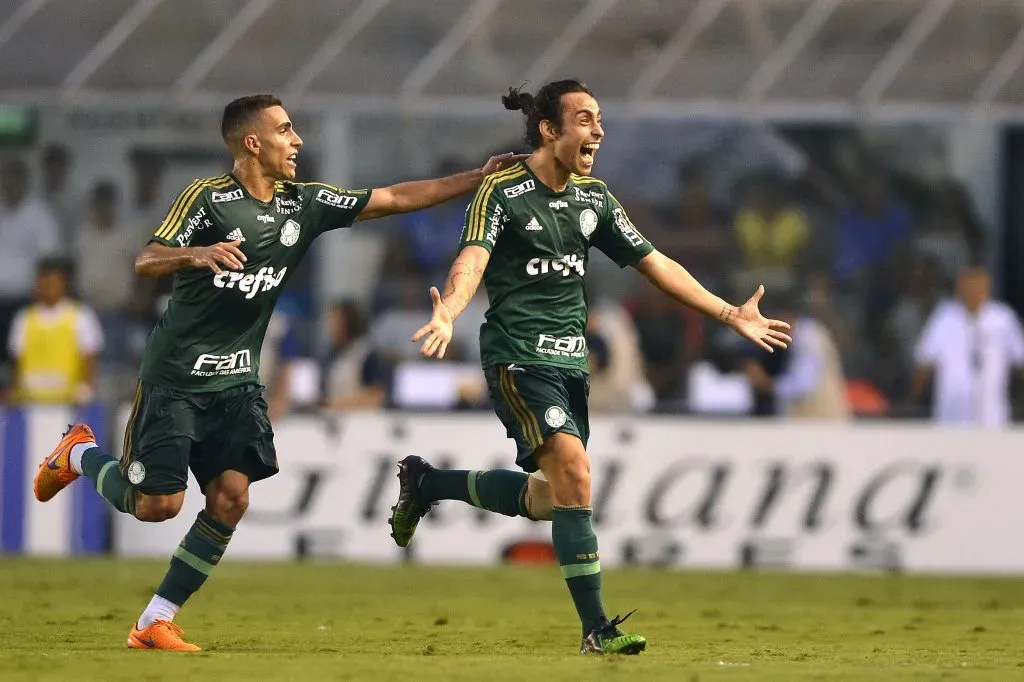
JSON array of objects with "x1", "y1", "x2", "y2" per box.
[
  {"x1": 733, "y1": 171, "x2": 809, "y2": 280},
  {"x1": 127, "y1": 150, "x2": 169, "y2": 305},
  {"x1": 585, "y1": 305, "x2": 653, "y2": 413},
  {"x1": 913, "y1": 180, "x2": 985, "y2": 285},
  {"x1": 652, "y1": 161, "x2": 732, "y2": 285},
  {"x1": 626, "y1": 289, "x2": 695, "y2": 411},
  {"x1": 261, "y1": 308, "x2": 304, "y2": 421},
  {"x1": 910, "y1": 265, "x2": 1024, "y2": 427},
  {"x1": 834, "y1": 171, "x2": 911, "y2": 284},
  {"x1": 41, "y1": 143, "x2": 74, "y2": 235},
  {"x1": 322, "y1": 300, "x2": 387, "y2": 411},
  {"x1": 128, "y1": 150, "x2": 167, "y2": 227},
  {"x1": 0, "y1": 157, "x2": 61, "y2": 385},
  {"x1": 76, "y1": 181, "x2": 137, "y2": 315},
  {"x1": 877, "y1": 255, "x2": 943, "y2": 397},
  {"x1": 804, "y1": 273, "x2": 853, "y2": 365},
  {"x1": 7, "y1": 258, "x2": 102, "y2": 405},
  {"x1": 742, "y1": 291, "x2": 849, "y2": 420},
  {"x1": 397, "y1": 156, "x2": 467, "y2": 282},
  {"x1": 370, "y1": 278, "x2": 430, "y2": 363}
]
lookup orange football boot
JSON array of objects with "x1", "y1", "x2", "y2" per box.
[
  {"x1": 127, "y1": 620, "x2": 201, "y2": 651},
  {"x1": 33, "y1": 423, "x2": 95, "y2": 502}
]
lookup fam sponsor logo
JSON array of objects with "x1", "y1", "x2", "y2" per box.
[
  {"x1": 503, "y1": 179, "x2": 535, "y2": 199},
  {"x1": 176, "y1": 206, "x2": 213, "y2": 247},
  {"x1": 316, "y1": 188, "x2": 359, "y2": 209},
  {"x1": 212, "y1": 188, "x2": 244, "y2": 203},
  {"x1": 526, "y1": 253, "x2": 585, "y2": 277},
  {"x1": 536, "y1": 334, "x2": 587, "y2": 358},
  {"x1": 191, "y1": 349, "x2": 252, "y2": 377},
  {"x1": 213, "y1": 265, "x2": 288, "y2": 299},
  {"x1": 613, "y1": 207, "x2": 644, "y2": 247}
]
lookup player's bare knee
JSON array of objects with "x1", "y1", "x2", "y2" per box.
[
  {"x1": 537, "y1": 434, "x2": 591, "y2": 507},
  {"x1": 135, "y1": 493, "x2": 184, "y2": 522},
  {"x1": 207, "y1": 486, "x2": 249, "y2": 526}
]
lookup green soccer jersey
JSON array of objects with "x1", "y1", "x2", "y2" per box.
[
  {"x1": 460, "y1": 162, "x2": 654, "y2": 372},
  {"x1": 139, "y1": 174, "x2": 371, "y2": 392}
]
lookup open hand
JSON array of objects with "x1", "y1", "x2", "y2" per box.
[
  {"x1": 482, "y1": 152, "x2": 530, "y2": 176},
  {"x1": 191, "y1": 240, "x2": 246, "y2": 274},
  {"x1": 727, "y1": 285, "x2": 793, "y2": 353},
  {"x1": 412, "y1": 287, "x2": 455, "y2": 359}
]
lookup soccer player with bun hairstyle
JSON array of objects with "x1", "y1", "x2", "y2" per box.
[
  {"x1": 31, "y1": 93, "x2": 525, "y2": 651},
  {"x1": 390, "y1": 80, "x2": 792, "y2": 655}
]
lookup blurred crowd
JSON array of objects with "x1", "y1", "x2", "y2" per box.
[{"x1": 3, "y1": 129, "x2": 1023, "y2": 428}]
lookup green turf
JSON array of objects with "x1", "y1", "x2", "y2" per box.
[{"x1": 0, "y1": 558, "x2": 1022, "y2": 681}]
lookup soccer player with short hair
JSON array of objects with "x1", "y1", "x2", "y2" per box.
[
  {"x1": 389, "y1": 80, "x2": 792, "y2": 655},
  {"x1": 32, "y1": 94, "x2": 524, "y2": 651}
]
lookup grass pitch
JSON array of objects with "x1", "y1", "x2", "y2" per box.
[{"x1": 0, "y1": 558, "x2": 1022, "y2": 681}]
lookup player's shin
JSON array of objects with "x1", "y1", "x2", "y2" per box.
[
  {"x1": 552, "y1": 505, "x2": 607, "y2": 636},
  {"x1": 139, "y1": 511, "x2": 234, "y2": 629},
  {"x1": 421, "y1": 468, "x2": 530, "y2": 517},
  {"x1": 74, "y1": 444, "x2": 139, "y2": 516}
]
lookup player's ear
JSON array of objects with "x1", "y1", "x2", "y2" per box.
[
  {"x1": 243, "y1": 132, "x2": 260, "y2": 156},
  {"x1": 539, "y1": 118, "x2": 559, "y2": 143}
]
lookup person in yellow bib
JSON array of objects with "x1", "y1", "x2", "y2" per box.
[{"x1": 7, "y1": 257, "x2": 103, "y2": 405}]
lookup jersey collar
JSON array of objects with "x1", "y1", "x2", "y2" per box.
[
  {"x1": 228, "y1": 172, "x2": 275, "y2": 207},
  {"x1": 520, "y1": 161, "x2": 576, "y2": 197}
]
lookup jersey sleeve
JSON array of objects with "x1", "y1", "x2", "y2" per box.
[
  {"x1": 458, "y1": 179, "x2": 508, "y2": 252},
  {"x1": 590, "y1": 189, "x2": 654, "y2": 268},
  {"x1": 150, "y1": 180, "x2": 212, "y2": 247},
  {"x1": 303, "y1": 183, "x2": 373, "y2": 235}
]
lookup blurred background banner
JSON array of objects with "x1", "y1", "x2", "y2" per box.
[
  {"x1": 102, "y1": 411, "x2": 1018, "y2": 574},
  {"x1": 0, "y1": 405, "x2": 108, "y2": 555},
  {"x1": 3, "y1": 0, "x2": 1024, "y2": 571}
]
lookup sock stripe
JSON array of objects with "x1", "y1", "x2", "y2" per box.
[
  {"x1": 552, "y1": 505, "x2": 592, "y2": 512},
  {"x1": 193, "y1": 524, "x2": 228, "y2": 548},
  {"x1": 197, "y1": 511, "x2": 236, "y2": 537},
  {"x1": 172, "y1": 546, "x2": 215, "y2": 576},
  {"x1": 96, "y1": 460, "x2": 118, "y2": 495},
  {"x1": 194, "y1": 518, "x2": 232, "y2": 546},
  {"x1": 561, "y1": 561, "x2": 602, "y2": 579},
  {"x1": 467, "y1": 470, "x2": 482, "y2": 507}
]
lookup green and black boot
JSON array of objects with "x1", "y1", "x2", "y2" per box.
[
  {"x1": 388, "y1": 455, "x2": 435, "y2": 547},
  {"x1": 580, "y1": 611, "x2": 647, "y2": 655}
]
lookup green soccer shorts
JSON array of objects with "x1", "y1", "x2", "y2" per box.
[
  {"x1": 483, "y1": 363, "x2": 590, "y2": 473},
  {"x1": 120, "y1": 381, "x2": 278, "y2": 495}
]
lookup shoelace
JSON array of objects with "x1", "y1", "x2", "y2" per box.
[
  {"x1": 600, "y1": 609, "x2": 637, "y2": 636},
  {"x1": 153, "y1": 620, "x2": 187, "y2": 637}
]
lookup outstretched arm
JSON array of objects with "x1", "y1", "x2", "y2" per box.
[
  {"x1": 356, "y1": 153, "x2": 527, "y2": 222},
  {"x1": 413, "y1": 245, "x2": 491, "y2": 359},
  {"x1": 634, "y1": 249, "x2": 792, "y2": 352}
]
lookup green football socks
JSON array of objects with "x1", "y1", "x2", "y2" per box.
[
  {"x1": 80, "y1": 447, "x2": 138, "y2": 516},
  {"x1": 155, "y1": 511, "x2": 235, "y2": 607},
  {"x1": 552, "y1": 505, "x2": 607, "y2": 635},
  {"x1": 421, "y1": 469, "x2": 529, "y2": 518}
]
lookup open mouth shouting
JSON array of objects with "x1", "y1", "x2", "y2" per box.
[{"x1": 579, "y1": 142, "x2": 600, "y2": 171}]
